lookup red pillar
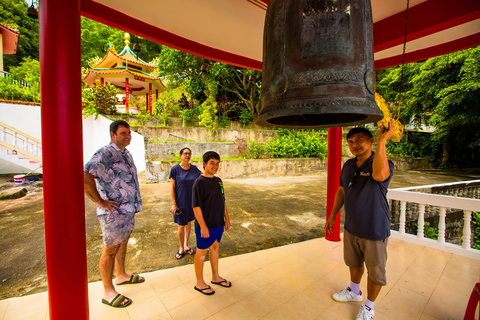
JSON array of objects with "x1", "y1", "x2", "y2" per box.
[
  {"x1": 39, "y1": 0, "x2": 89, "y2": 319},
  {"x1": 125, "y1": 78, "x2": 129, "y2": 113},
  {"x1": 100, "y1": 78, "x2": 104, "y2": 85},
  {"x1": 146, "y1": 93, "x2": 149, "y2": 113},
  {"x1": 325, "y1": 127, "x2": 342, "y2": 242},
  {"x1": 148, "y1": 83, "x2": 152, "y2": 115}
]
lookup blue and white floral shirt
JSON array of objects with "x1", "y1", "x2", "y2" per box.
[{"x1": 84, "y1": 142, "x2": 142, "y2": 216}]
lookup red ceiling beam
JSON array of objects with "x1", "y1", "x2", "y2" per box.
[
  {"x1": 81, "y1": 0, "x2": 263, "y2": 70},
  {"x1": 375, "y1": 32, "x2": 480, "y2": 70},
  {"x1": 373, "y1": 0, "x2": 480, "y2": 52}
]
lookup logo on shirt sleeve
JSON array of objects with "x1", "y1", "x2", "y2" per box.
[{"x1": 219, "y1": 182, "x2": 225, "y2": 196}]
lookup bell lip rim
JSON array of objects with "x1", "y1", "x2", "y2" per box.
[{"x1": 254, "y1": 113, "x2": 384, "y2": 129}]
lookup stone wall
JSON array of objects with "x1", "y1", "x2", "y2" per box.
[{"x1": 145, "y1": 156, "x2": 431, "y2": 182}]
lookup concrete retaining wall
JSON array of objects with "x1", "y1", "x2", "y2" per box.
[
  {"x1": 109, "y1": 115, "x2": 260, "y2": 130},
  {"x1": 132, "y1": 126, "x2": 276, "y2": 143},
  {"x1": 145, "y1": 156, "x2": 432, "y2": 182},
  {"x1": 389, "y1": 156, "x2": 432, "y2": 171},
  {"x1": 146, "y1": 158, "x2": 330, "y2": 182},
  {"x1": 146, "y1": 142, "x2": 238, "y2": 160}
]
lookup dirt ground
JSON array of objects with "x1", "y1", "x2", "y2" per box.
[{"x1": 1, "y1": 168, "x2": 479, "y2": 300}]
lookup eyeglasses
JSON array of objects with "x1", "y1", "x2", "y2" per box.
[
  {"x1": 182, "y1": 152, "x2": 192, "y2": 156},
  {"x1": 123, "y1": 155, "x2": 132, "y2": 168},
  {"x1": 348, "y1": 171, "x2": 358, "y2": 187}
]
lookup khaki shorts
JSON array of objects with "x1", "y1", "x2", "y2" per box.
[
  {"x1": 98, "y1": 214, "x2": 135, "y2": 246},
  {"x1": 343, "y1": 230, "x2": 388, "y2": 286}
]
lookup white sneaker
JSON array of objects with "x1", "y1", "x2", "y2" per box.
[
  {"x1": 332, "y1": 286, "x2": 363, "y2": 302},
  {"x1": 356, "y1": 304, "x2": 375, "y2": 320}
]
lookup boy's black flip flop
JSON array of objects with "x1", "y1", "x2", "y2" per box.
[
  {"x1": 211, "y1": 279, "x2": 232, "y2": 288},
  {"x1": 194, "y1": 285, "x2": 215, "y2": 295}
]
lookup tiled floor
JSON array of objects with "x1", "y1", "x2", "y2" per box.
[{"x1": 1, "y1": 237, "x2": 479, "y2": 320}]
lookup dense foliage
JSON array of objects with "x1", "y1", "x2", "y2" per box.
[
  {"x1": 385, "y1": 131, "x2": 434, "y2": 162},
  {"x1": 377, "y1": 46, "x2": 480, "y2": 168},
  {"x1": 157, "y1": 46, "x2": 261, "y2": 127},
  {"x1": 80, "y1": 18, "x2": 162, "y2": 68},
  {"x1": 266, "y1": 129, "x2": 328, "y2": 159},
  {"x1": 0, "y1": 0, "x2": 39, "y2": 71},
  {"x1": 472, "y1": 211, "x2": 480, "y2": 250},
  {"x1": 82, "y1": 83, "x2": 118, "y2": 118}
]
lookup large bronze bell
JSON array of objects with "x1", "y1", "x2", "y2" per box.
[{"x1": 257, "y1": 0, "x2": 383, "y2": 129}]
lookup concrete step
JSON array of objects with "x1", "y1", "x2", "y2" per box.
[{"x1": 0, "y1": 146, "x2": 43, "y2": 174}]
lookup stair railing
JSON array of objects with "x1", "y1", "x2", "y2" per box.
[{"x1": 0, "y1": 121, "x2": 42, "y2": 163}]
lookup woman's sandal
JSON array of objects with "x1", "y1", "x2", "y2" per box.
[{"x1": 175, "y1": 251, "x2": 185, "y2": 260}]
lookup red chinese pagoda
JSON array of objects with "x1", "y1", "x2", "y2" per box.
[{"x1": 82, "y1": 33, "x2": 166, "y2": 114}]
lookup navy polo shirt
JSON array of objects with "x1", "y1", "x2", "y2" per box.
[{"x1": 340, "y1": 152, "x2": 394, "y2": 240}]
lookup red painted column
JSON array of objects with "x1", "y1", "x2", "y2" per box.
[
  {"x1": 156, "y1": 89, "x2": 158, "y2": 100},
  {"x1": 325, "y1": 127, "x2": 342, "y2": 242},
  {"x1": 125, "y1": 78, "x2": 129, "y2": 113},
  {"x1": 146, "y1": 93, "x2": 149, "y2": 113},
  {"x1": 39, "y1": 0, "x2": 89, "y2": 319},
  {"x1": 148, "y1": 83, "x2": 152, "y2": 115},
  {"x1": 100, "y1": 78, "x2": 104, "y2": 85}
]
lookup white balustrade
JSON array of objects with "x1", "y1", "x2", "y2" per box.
[
  {"x1": 463, "y1": 210, "x2": 472, "y2": 250},
  {"x1": 399, "y1": 201, "x2": 406, "y2": 234},
  {"x1": 388, "y1": 180, "x2": 480, "y2": 260},
  {"x1": 0, "y1": 122, "x2": 42, "y2": 162},
  {"x1": 438, "y1": 207, "x2": 446, "y2": 244},
  {"x1": 417, "y1": 204, "x2": 425, "y2": 239}
]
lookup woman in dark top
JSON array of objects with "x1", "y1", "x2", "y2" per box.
[{"x1": 169, "y1": 147, "x2": 202, "y2": 259}]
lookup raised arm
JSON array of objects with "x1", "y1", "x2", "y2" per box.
[{"x1": 372, "y1": 119, "x2": 395, "y2": 182}]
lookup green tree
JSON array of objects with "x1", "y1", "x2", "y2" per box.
[
  {"x1": 0, "y1": 76, "x2": 38, "y2": 102},
  {"x1": 266, "y1": 129, "x2": 328, "y2": 159},
  {"x1": 82, "y1": 83, "x2": 118, "y2": 118},
  {"x1": 81, "y1": 17, "x2": 163, "y2": 68},
  {"x1": 157, "y1": 46, "x2": 206, "y2": 101},
  {"x1": 0, "y1": 0, "x2": 39, "y2": 71},
  {"x1": 154, "y1": 85, "x2": 189, "y2": 116},
  {"x1": 209, "y1": 63, "x2": 262, "y2": 119},
  {"x1": 198, "y1": 83, "x2": 218, "y2": 135},
  {"x1": 157, "y1": 47, "x2": 262, "y2": 120},
  {"x1": 9, "y1": 57, "x2": 40, "y2": 99},
  {"x1": 377, "y1": 46, "x2": 480, "y2": 168}
]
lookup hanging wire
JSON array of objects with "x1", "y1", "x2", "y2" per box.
[{"x1": 396, "y1": 0, "x2": 410, "y2": 120}]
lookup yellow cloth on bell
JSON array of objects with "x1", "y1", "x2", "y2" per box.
[{"x1": 375, "y1": 93, "x2": 404, "y2": 142}]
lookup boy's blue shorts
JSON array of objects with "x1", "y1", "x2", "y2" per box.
[{"x1": 195, "y1": 226, "x2": 224, "y2": 250}]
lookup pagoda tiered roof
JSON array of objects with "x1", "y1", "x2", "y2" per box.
[
  {"x1": 82, "y1": 33, "x2": 166, "y2": 95},
  {"x1": 0, "y1": 22, "x2": 20, "y2": 55}
]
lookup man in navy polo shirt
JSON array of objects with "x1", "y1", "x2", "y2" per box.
[{"x1": 325, "y1": 119, "x2": 395, "y2": 320}]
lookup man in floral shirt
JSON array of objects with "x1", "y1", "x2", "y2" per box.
[{"x1": 84, "y1": 120, "x2": 144, "y2": 308}]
